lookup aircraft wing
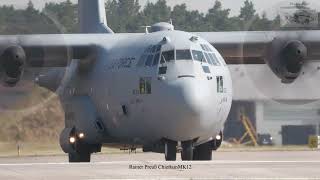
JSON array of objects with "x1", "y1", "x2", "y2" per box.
[
  {"x1": 196, "y1": 31, "x2": 320, "y2": 64},
  {"x1": 0, "y1": 34, "x2": 115, "y2": 86},
  {"x1": 196, "y1": 30, "x2": 320, "y2": 83},
  {"x1": 0, "y1": 34, "x2": 105, "y2": 67}
]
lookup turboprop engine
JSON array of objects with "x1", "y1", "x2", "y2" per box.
[
  {"x1": 0, "y1": 46, "x2": 26, "y2": 86},
  {"x1": 265, "y1": 38, "x2": 307, "y2": 84}
]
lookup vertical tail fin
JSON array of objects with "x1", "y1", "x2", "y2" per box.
[{"x1": 78, "y1": 0, "x2": 114, "y2": 34}]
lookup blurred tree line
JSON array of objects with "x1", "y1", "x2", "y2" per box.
[{"x1": 0, "y1": 0, "x2": 315, "y2": 34}]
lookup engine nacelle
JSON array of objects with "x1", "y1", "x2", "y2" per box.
[
  {"x1": 0, "y1": 46, "x2": 26, "y2": 86},
  {"x1": 266, "y1": 38, "x2": 307, "y2": 83}
]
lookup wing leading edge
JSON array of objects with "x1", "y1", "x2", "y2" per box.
[
  {"x1": 0, "y1": 34, "x2": 106, "y2": 68},
  {"x1": 196, "y1": 30, "x2": 320, "y2": 64},
  {"x1": 196, "y1": 30, "x2": 320, "y2": 83}
]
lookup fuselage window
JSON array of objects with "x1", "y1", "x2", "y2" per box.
[
  {"x1": 202, "y1": 66, "x2": 211, "y2": 73},
  {"x1": 176, "y1": 49, "x2": 192, "y2": 60},
  {"x1": 153, "y1": 53, "x2": 160, "y2": 66},
  {"x1": 161, "y1": 50, "x2": 175, "y2": 63},
  {"x1": 192, "y1": 50, "x2": 206, "y2": 63},
  {"x1": 159, "y1": 66, "x2": 167, "y2": 74}
]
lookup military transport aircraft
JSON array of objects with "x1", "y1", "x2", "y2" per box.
[{"x1": 0, "y1": 0, "x2": 318, "y2": 162}]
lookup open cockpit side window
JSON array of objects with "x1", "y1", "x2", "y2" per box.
[{"x1": 160, "y1": 50, "x2": 175, "y2": 64}]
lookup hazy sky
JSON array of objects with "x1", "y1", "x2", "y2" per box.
[{"x1": 1, "y1": 0, "x2": 320, "y2": 18}]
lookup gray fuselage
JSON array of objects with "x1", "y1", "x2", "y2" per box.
[{"x1": 61, "y1": 30, "x2": 232, "y2": 146}]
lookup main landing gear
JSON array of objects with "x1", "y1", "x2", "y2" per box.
[
  {"x1": 164, "y1": 132, "x2": 223, "y2": 161},
  {"x1": 181, "y1": 140, "x2": 193, "y2": 161}
]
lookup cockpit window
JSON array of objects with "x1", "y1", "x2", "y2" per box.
[
  {"x1": 156, "y1": 45, "x2": 161, "y2": 52},
  {"x1": 204, "y1": 52, "x2": 213, "y2": 65},
  {"x1": 152, "y1": 53, "x2": 160, "y2": 66},
  {"x1": 137, "y1": 44, "x2": 162, "y2": 67},
  {"x1": 137, "y1": 55, "x2": 147, "y2": 66},
  {"x1": 146, "y1": 46, "x2": 152, "y2": 53},
  {"x1": 192, "y1": 50, "x2": 206, "y2": 63},
  {"x1": 161, "y1": 50, "x2": 175, "y2": 63},
  {"x1": 145, "y1": 54, "x2": 154, "y2": 66},
  {"x1": 201, "y1": 44, "x2": 213, "y2": 52},
  {"x1": 176, "y1": 50, "x2": 192, "y2": 60},
  {"x1": 208, "y1": 53, "x2": 221, "y2": 66},
  {"x1": 151, "y1": 46, "x2": 157, "y2": 53}
]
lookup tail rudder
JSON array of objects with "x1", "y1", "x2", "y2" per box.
[{"x1": 78, "y1": 0, "x2": 114, "y2": 34}]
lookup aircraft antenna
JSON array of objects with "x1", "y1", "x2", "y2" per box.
[
  {"x1": 169, "y1": 19, "x2": 174, "y2": 30},
  {"x1": 141, "y1": 26, "x2": 151, "y2": 34}
]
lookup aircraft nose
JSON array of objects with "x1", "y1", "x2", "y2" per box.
[{"x1": 158, "y1": 77, "x2": 217, "y2": 141}]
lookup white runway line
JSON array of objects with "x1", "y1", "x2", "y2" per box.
[
  {"x1": 90, "y1": 178, "x2": 320, "y2": 180},
  {"x1": 0, "y1": 160, "x2": 320, "y2": 166}
]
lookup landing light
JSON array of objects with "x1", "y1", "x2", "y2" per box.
[
  {"x1": 216, "y1": 134, "x2": 222, "y2": 140},
  {"x1": 69, "y1": 137, "x2": 76, "y2": 144},
  {"x1": 78, "y1": 133, "x2": 85, "y2": 139}
]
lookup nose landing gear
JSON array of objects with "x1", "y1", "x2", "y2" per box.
[
  {"x1": 163, "y1": 132, "x2": 223, "y2": 161},
  {"x1": 181, "y1": 140, "x2": 194, "y2": 161},
  {"x1": 60, "y1": 127, "x2": 101, "y2": 163},
  {"x1": 164, "y1": 140, "x2": 177, "y2": 161},
  {"x1": 164, "y1": 139, "x2": 195, "y2": 161}
]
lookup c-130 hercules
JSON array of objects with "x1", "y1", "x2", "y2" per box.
[{"x1": 0, "y1": 0, "x2": 318, "y2": 162}]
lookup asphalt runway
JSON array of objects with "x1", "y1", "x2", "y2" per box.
[{"x1": 0, "y1": 151, "x2": 320, "y2": 180}]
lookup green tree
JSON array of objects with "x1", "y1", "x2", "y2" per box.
[
  {"x1": 0, "y1": 6, "x2": 16, "y2": 33},
  {"x1": 239, "y1": 0, "x2": 256, "y2": 22},
  {"x1": 43, "y1": 0, "x2": 78, "y2": 33},
  {"x1": 171, "y1": 4, "x2": 206, "y2": 31},
  {"x1": 205, "y1": 1, "x2": 233, "y2": 31},
  {"x1": 140, "y1": 0, "x2": 171, "y2": 28},
  {"x1": 106, "y1": 0, "x2": 140, "y2": 33},
  {"x1": 251, "y1": 12, "x2": 272, "y2": 31},
  {"x1": 0, "y1": 0, "x2": 311, "y2": 34}
]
